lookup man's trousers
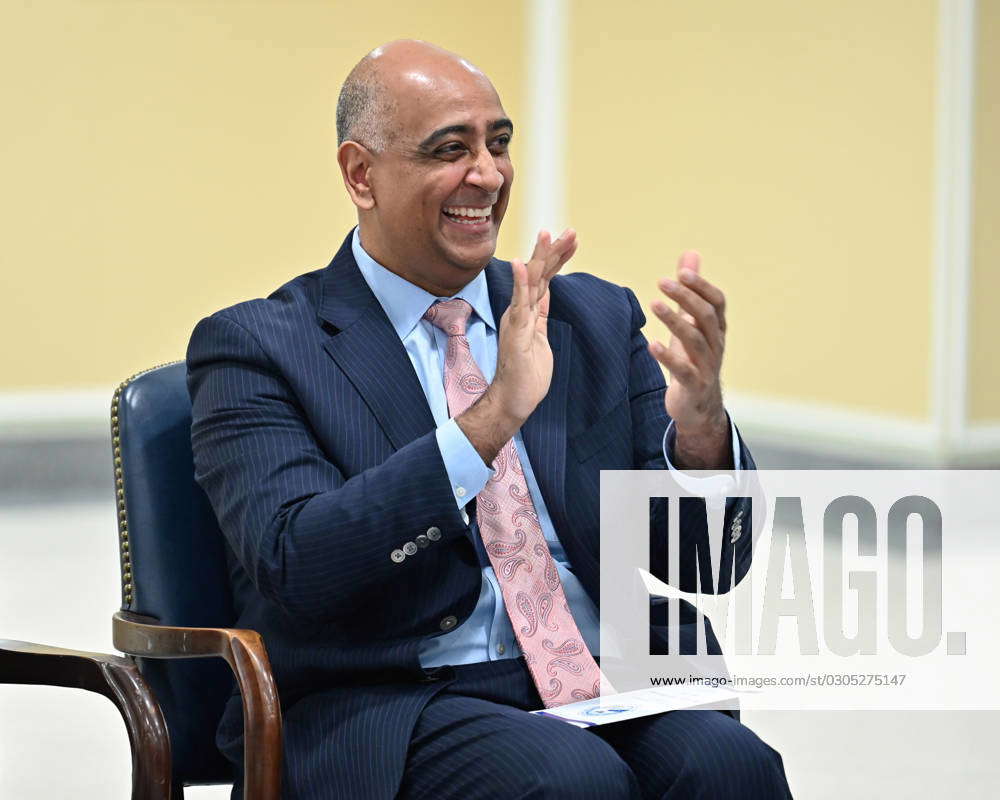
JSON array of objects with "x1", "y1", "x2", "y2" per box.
[
  {"x1": 399, "y1": 658, "x2": 790, "y2": 799},
  {"x1": 225, "y1": 657, "x2": 792, "y2": 799}
]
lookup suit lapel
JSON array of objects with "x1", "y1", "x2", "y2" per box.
[
  {"x1": 318, "y1": 235, "x2": 437, "y2": 451},
  {"x1": 316, "y1": 242, "x2": 575, "y2": 523},
  {"x1": 485, "y1": 260, "x2": 573, "y2": 532}
]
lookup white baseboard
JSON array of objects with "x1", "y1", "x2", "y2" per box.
[
  {"x1": 955, "y1": 423, "x2": 1000, "y2": 459},
  {"x1": 1, "y1": 387, "x2": 998, "y2": 465},
  {"x1": 726, "y1": 391, "x2": 1000, "y2": 465},
  {"x1": 0, "y1": 388, "x2": 111, "y2": 440}
]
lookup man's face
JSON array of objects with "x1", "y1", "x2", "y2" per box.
[{"x1": 365, "y1": 69, "x2": 514, "y2": 293}]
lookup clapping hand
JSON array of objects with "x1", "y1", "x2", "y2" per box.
[
  {"x1": 494, "y1": 229, "x2": 578, "y2": 422},
  {"x1": 648, "y1": 251, "x2": 732, "y2": 468},
  {"x1": 459, "y1": 229, "x2": 578, "y2": 466}
]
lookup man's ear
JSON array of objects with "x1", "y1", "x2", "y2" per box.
[{"x1": 337, "y1": 141, "x2": 376, "y2": 211}]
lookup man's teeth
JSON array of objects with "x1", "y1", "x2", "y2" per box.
[{"x1": 443, "y1": 206, "x2": 491, "y2": 220}]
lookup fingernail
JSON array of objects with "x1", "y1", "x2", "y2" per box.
[
  {"x1": 681, "y1": 250, "x2": 700, "y2": 270},
  {"x1": 679, "y1": 269, "x2": 695, "y2": 284},
  {"x1": 662, "y1": 279, "x2": 678, "y2": 291}
]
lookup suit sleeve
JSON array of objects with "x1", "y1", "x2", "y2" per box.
[
  {"x1": 623, "y1": 287, "x2": 757, "y2": 593},
  {"x1": 187, "y1": 312, "x2": 470, "y2": 624}
]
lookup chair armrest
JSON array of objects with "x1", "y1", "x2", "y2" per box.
[
  {"x1": 112, "y1": 611, "x2": 282, "y2": 799},
  {"x1": 0, "y1": 638, "x2": 172, "y2": 800}
]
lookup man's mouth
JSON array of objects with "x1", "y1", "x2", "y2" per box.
[{"x1": 442, "y1": 205, "x2": 493, "y2": 226}]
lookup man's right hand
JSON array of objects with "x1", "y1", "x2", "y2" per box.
[{"x1": 457, "y1": 229, "x2": 577, "y2": 465}]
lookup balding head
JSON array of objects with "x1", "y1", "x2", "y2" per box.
[
  {"x1": 336, "y1": 40, "x2": 493, "y2": 153},
  {"x1": 335, "y1": 39, "x2": 514, "y2": 296}
]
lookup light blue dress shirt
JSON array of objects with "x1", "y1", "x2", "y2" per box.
[{"x1": 351, "y1": 228, "x2": 740, "y2": 667}]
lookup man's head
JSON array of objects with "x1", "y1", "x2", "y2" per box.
[{"x1": 336, "y1": 40, "x2": 513, "y2": 296}]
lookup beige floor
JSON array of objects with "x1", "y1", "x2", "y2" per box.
[{"x1": 2, "y1": 499, "x2": 998, "y2": 798}]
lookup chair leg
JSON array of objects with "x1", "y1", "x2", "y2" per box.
[{"x1": 0, "y1": 641, "x2": 172, "y2": 799}]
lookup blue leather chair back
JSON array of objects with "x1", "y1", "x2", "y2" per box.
[{"x1": 112, "y1": 361, "x2": 235, "y2": 784}]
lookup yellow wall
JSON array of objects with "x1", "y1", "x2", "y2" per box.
[
  {"x1": 2, "y1": 0, "x2": 992, "y2": 432},
  {"x1": 968, "y1": 0, "x2": 1000, "y2": 422},
  {"x1": 0, "y1": 0, "x2": 525, "y2": 390},
  {"x1": 566, "y1": 0, "x2": 937, "y2": 420}
]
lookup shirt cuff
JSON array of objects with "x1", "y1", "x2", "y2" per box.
[
  {"x1": 662, "y1": 414, "x2": 742, "y2": 509},
  {"x1": 435, "y1": 418, "x2": 494, "y2": 511}
]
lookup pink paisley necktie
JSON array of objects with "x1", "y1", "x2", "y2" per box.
[{"x1": 424, "y1": 298, "x2": 603, "y2": 707}]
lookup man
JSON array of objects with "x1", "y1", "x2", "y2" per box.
[{"x1": 188, "y1": 40, "x2": 791, "y2": 798}]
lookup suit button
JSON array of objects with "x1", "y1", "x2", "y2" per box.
[
  {"x1": 439, "y1": 615, "x2": 458, "y2": 631},
  {"x1": 426, "y1": 526, "x2": 442, "y2": 541},
  {"x1": 403, "y1": 541, "x2": 418, "y2": 556},
  {"x1": 390, "y1": 549, "x2": 405, "y2": 563},
  {"x1": 415, "y1": 535, "x2": 429, "y2": 548}
]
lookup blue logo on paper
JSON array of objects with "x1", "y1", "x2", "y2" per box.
[{"x1": 584, "y1": 705, "x2": 635, "y2": 717}]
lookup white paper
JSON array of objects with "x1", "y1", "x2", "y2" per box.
[{"x1": 531, "y1": 684, "x2": 744, "y2": 727}]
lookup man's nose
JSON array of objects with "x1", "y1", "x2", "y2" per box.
[{"x1": 466, "y1": 147, "x2": 504, "y2": 194}]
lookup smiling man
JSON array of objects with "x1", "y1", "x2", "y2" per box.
[
  {"x1": 187, "y1": 40, "x2": 792, "y2": 798},
  {"x1": 335, "y1": 43, "x2": 514, "y2": 297}
]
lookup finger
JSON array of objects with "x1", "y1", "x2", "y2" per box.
[
  {"x1": 556, "y1": 238, "x2": 578, "y2": 273},
  {"x1": 551, "y1": 227, "x2": 575, "y2": 248},
  {"x1": 538, "y1": 287, "x2": 551, "y2": 322},
  {"x1": 551, "y1": 229, "x2": 577, "y2": 272},
  {"x1": 650, "y1": 300, "x2": 712, "y2": 365},
  {"x1": 648, "y1": 340, "x2": 697, "y2": 384},
  {"x1": 672, "y1": 251, "x2": 700, "y2": 324},
  {"x1": 539, "y1": 228, "x2": 572, "y2": 271},
  {"x1": 538, "y1": 241, "x2": 575, "y2": 301},
  {"x1": 677, "y1": 250, "x2": 700, "y2": 277},
  {"x1": 657, "y1": 278, "x2": 723, "y2": 353},
  {"x1": 537, "y1": 229, "x2": 577, "y2": 302},
  {"x1": 527, "y1": 230, "x2": 557, "y2": 304},
  {"x1": 676, "y1": 250, "x2": 729, "y2": 334},
  {"x1": 678, "y1": 269, "x2": 727, "y2": 333},
  {"x1": 529, "y1": 230, "x2": 552, "y2": 273},
  {"x1": 542, "y1": 231, "x2": 576, "y2": 284},
  {"x1": 510, "y1": 258, "x2": 530, "y2": 312}
]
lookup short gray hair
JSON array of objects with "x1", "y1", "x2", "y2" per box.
[{"x1": 335, "y1": 67, "x2": 395, "y2": 152}]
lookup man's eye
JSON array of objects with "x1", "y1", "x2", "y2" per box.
[
  {"x1": 435, "y1": 143, "x2": 466, "y2": 157},
  {"x1": 489, "y1": 135, "x2": 512, "y2": 153}
]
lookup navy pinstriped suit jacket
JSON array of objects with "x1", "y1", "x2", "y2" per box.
[{"x1": 186, "y1": 231, "x2": 755, "y2": 796}]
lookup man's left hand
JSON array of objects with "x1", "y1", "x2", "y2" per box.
[{"x1": 648, "y1": 250, "x2": 732, "y2": 469}]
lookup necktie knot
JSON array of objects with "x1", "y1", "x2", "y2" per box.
[{"x1": 424, "y1": 298, "x2": 473, "y2": 337}]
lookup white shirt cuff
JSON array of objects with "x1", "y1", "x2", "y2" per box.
[
  {"x1": 435, "y1": 418, "x2": 494, "y2": 512},
  {"x1": 662, "y1": 415, "x2": 742, "y2": 509}
]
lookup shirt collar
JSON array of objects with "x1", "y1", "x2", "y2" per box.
[{"x1": 351, "y1": 227, "x2": 496, "y2": 340}]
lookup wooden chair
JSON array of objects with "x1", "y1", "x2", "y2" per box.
[{"x1": 1, "y1": 362, "x2": 282, "y2": 798}]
